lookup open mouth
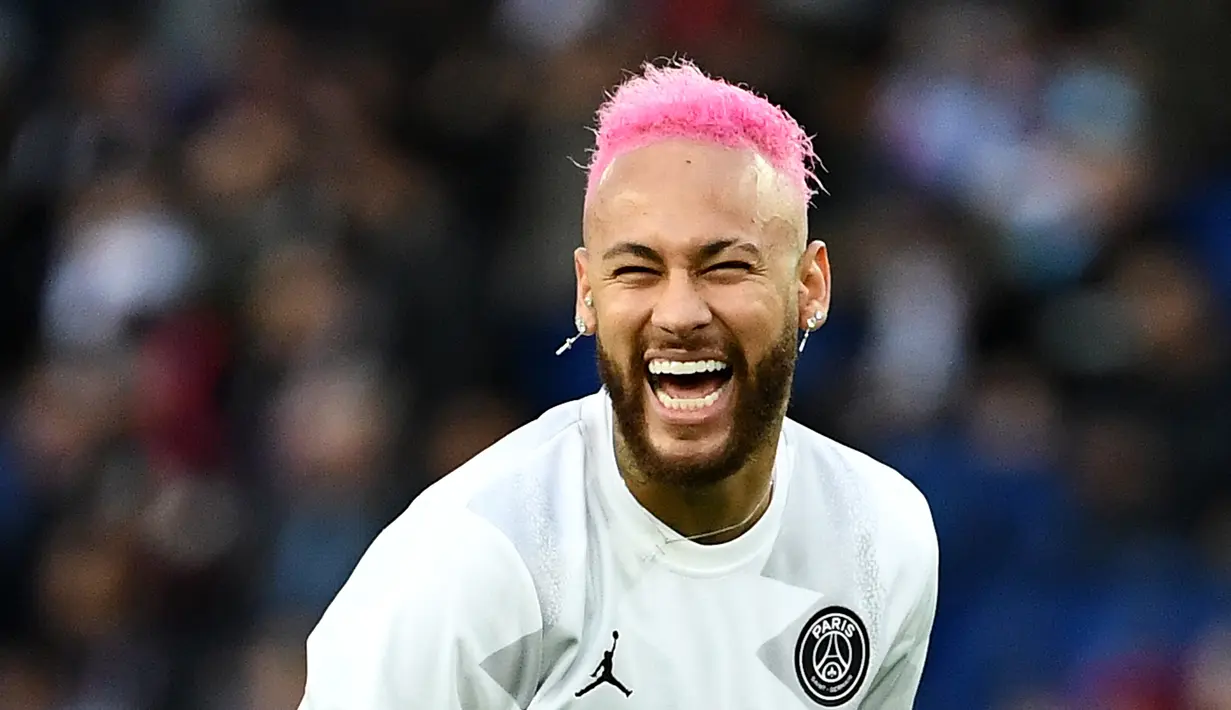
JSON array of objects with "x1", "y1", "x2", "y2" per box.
[{"x1": 646, "y1": 359, "x2": 733, "y2": 411}]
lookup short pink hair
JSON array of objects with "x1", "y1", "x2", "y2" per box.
[{"x1": 585, "y1": 59, "x2": 822, "y2": 206}]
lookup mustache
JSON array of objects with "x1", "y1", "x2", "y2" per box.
[
  {"x1": 633, "y1": 330, "x2": 743, "y2": 355},
  {"x1": 639, "y1": 332, "x2": 726, "y2": 350}
]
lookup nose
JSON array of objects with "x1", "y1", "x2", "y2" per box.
[{"x1": 650, "y1": 270, "x2": 712, "y2": 336}]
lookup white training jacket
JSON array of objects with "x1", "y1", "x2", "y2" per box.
[{"x1": 299, "y1": 389, "x2": 938, "y2": 709}]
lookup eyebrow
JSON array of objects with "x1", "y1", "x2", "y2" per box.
[
  {"x1": 602, "y1": 241, "x2": 664, "y2": 264},
  {"x1": 601, "y1": 238, "x2": 762, "y2": 264}
]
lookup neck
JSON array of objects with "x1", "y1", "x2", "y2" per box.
[{"x1": 614, "y1": 431, "x2": 780, "y2": 544}]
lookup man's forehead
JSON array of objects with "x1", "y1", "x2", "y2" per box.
[
  {"x1": 592, "y1": 140, "x2": 766, "y2": 198},
  {"x1": 584, "y1": 142, "x2": 804, "y2": 252},
  {"x1": 585, "y1": 188, "x2": 757, "y2": 253}
]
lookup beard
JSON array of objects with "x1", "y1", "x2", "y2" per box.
[{"x1": 596, "y1": 320, "x2": 798, "y2": 489}]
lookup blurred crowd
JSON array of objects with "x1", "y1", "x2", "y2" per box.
[{"x1": 0, "y1": 0, "x2": 1228, "y2": 708}]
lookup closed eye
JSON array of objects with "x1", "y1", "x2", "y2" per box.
[
  {"x1": 612, "y1": 265, "x2": 659, "y2": 277},
  {"x1": 707, "y1": 261, "x2": 753, "y2": 272}
]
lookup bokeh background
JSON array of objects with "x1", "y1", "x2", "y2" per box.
[{"x1": 0, "y1": 0, "x2": 1229, "y2": 708}]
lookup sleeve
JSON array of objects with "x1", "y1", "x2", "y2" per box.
[
  {"x1": 297, "y1": 508, "x2": 543, "y2": 710},
  {"x1": 859, "y1": 495, "x2": 940, "y2": 709}
]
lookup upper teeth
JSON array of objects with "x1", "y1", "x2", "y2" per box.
[{"x1": 647, "y1": 359, "x2": 728, "y2": 375}]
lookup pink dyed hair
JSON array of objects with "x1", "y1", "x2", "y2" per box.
[{"x1": 585, "y1": 59, "x2": 822, "y2": 206}]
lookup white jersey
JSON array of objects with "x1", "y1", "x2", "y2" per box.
[{"x1": 299, "y1": 390, "x2": 938, "y2": 709}]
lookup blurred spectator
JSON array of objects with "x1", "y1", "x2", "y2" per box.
[
  {"x1": 43, "y1": 171, "x2": 203, "y2": 352},
  {"x1": 8, "y1": 23, "x2": 159, "y2": 196},
  {"x1": 260, "y1": 357, "x2": 393, "y2": 621},
  {"x1": 0, "y1": 647, "x2": 56, "y2": 710},
  {"x1": 872, "y1": 2, "x2": 1148, "y2": 288},
  {"x1": 1187, "y1": 622, "x2": 1231, "y2": 709}
]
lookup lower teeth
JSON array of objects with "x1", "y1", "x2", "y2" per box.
[{"x1": 656, "y1": 386, "x2": 724, "y2": 411}]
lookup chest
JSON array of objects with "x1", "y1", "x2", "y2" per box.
[{"x1": 527, "y1": 571, "x2": 887, "y2": 709}]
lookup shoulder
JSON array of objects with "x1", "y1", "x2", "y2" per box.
[
  {"x1": 308, "y1": 393, "x2": 599, "y2": 651},
  {"x1": 301, "y1": 497, "x2": 544, "y2": 707},
  {"x1": 306, "y1": 497, "x2": 540, "y2": 650},
  {"x1": 785, "y1": 419, "x2": 938, "y2": 572}
]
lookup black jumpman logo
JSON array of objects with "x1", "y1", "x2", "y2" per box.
[{"x1": 575, "y1": 631, "x2": 632, "y2": 698}]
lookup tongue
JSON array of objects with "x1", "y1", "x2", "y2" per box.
[{"x1": 657, "y1": 373, "x2": 727, "y2": 399}]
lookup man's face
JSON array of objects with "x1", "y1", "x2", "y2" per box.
[{"x1": 578, "y1": 139, "x2": 829, "y2": 488}]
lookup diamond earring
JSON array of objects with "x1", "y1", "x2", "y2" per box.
[
  {"x1": 798, "y1": 311, "x2": 826, "y2": 354},
  {"x1": 556, "y1": 315, "x2": 589, "y2": 356}
]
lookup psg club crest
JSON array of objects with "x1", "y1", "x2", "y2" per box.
[{"x1": 793, "y1": 606, "x2": 870, "y2": 706}]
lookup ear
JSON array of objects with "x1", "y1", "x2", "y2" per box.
[
  {"x1": 574, "y1": 247, "x2": 594, "y2": 333},
  {"x1": 797, "y1": 241, "x2": 831, "y2": 330}
]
